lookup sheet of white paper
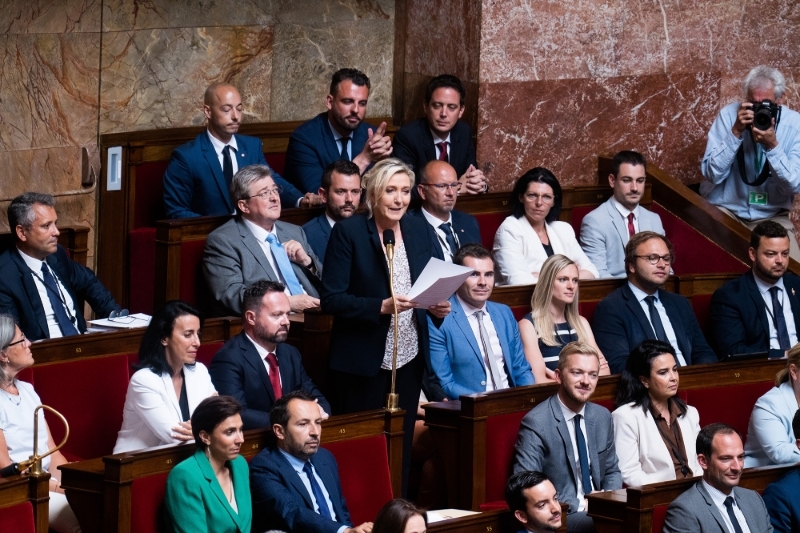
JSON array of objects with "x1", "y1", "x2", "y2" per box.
[
  {"x1": 406, "y1": 257, "x2": 474, "y2": 307},
  {"x1": 426, "y1": 509, "x2": 480, "y2": 523},
  {"x1": 88, "y1": 313, "x2": 152, "y2": 329}
]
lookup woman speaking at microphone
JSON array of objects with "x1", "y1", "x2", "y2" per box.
[{"x1": 321, "y1": 158, "x2": 450, "y2": 494}]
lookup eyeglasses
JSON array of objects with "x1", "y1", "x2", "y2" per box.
[
  {"x1": 7, "y1": 334, "x2": 26, "y2": 347},
  {"x1": 421, "y1": 182, "x2": 462, "y2": 192},
  {"x1": 636, "y1": 254, "x2": 673, "y2": 265},
  {"x1": 245, "y1": 186, "x2": 283, "y2": 200},
  {"x1": 524, "y1": 193, "x2": 555, "y2": 204}
]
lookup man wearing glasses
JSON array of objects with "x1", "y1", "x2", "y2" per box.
[
  {"x1": 203, "y1": 165, "x2": 323, "y2": 316},
  {"x1": 410, "y1": 160, "x2": 482, "y2": 262},
  {"x1": 592, "y1": 231, "x2": 717, "y2": 373}
]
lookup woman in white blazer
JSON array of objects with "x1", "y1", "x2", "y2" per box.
[
  {"x1": 612, "y1": 340, "x2": 702, "y2": 487},
  {"x1": 114, "y1": 301, "x2": 217, "y2": 453},
  {"x1": 493, "y1": 168, "x2": 598, "y2": 286},
  {"x1": 744, "y1": 346, "x2": 800, "y2": 467}
]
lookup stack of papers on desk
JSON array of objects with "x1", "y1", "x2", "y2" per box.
[{"x1": 88, "y1": 313, "x2": 152, "y2": 329}]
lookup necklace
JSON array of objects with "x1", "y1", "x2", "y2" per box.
[{"x1": 0, "y1": 381, "x2": 21, "y2": 406}]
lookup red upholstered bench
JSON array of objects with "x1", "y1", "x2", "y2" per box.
[
  {"x1": 692, "y1": 293, "x2": 713, "y2": 333},
  {"x1": 0, "y1": 501, "x2": 35, "y2": 533},
  {"x1": 479, "y1": 410, "x2": 527, "y2": 509},
  {"x1": 570, "y1": 205, "x2": 594, "y2": 236},
  {"x1": 474, "y1": 212, "x2": 508, "y2": 249},
  {"x1": 685, "y1": 381, "x2": 774, "y2": 440}
]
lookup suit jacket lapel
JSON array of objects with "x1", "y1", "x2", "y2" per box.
[
  {"x1": 200, "y1": 133, "x2": 231, "y2": 211},
  {"x1": 160, "y1": 372, "x2": 182, "y2": 419},
  {"x1": 422, "y1": 123, "x2": 437, "y2": 162},
  {"x1": 273, "y1": 449, "x2": 315, "y2": 508},
  {"x1": 367, "y1": 217, "x2": 391, "y2": 284},
  {"x1": 195, "y1": 450, "x2": 245, "y2": 530},
  {"x1": 311, "y1": 454, "x2": 343, "y2": 519},
  {"x1": 486, "y1": 303, "x2": 514, "y2": 384},
  {"x1": 622, "y1": 285, "x2": 656, "y2": 338},
  {"x1": 400, "y1": 215, "x2": 430, "y2": 280},
  {"x1": 658, "y1": 289, "x2": 691, "y2": 361},
  {"x1": 606, "y1": 199, "x2": 630, "y2": 247},
  {"x1": 746, "y1": 272, "x2": 772, "y2": 339},
  {"x1": 12, "y1": 251, "x2": 49, "y2": 337},
  {"x1": 451, "y1": 297, "x2": 485, "y2": 368},
  {"x1": 236, "y1": 218, "x2": 279, "y2": 281},
  {"x1": 239, "y1": 333, "x2": 276, "y2": 402},
  {"x1": 696, "y1": 482, "x2": 730, "y2": 532},
  {"x1": 550, "y1": 396, "x2": 578, "y2": 481},
  {"x1": 585, "y1": 408, "x2": 600, "y2": 487},
  {"x1": 319, "y1": 114, "x2": 343, "y2": 164}
]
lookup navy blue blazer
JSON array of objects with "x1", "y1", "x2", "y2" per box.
[
  {"x1": 709, "y1": 270, "x2": 800, "y2": 359},
  {"x1": 0, "y1": 246, "x2": 119, "y2": 341},
  {"x1": 209, "y1": 332, "x2": 330, "y2": 430},
  {"x1": 163, "y1": 132, "x2": 303, "y2": 219},
  {"x1": 408, "y1": 207, "x2": 483, "y2": 255},
  {"x1": 393, "y1": 118, "x2": 477, "y2": 179},
  {"x1": 427, "y1": 295, "x2": 534, "y2": 399},
  {"x1": 302, "y1": 213, "x2": 333, "y2": 264},
  {"x1": 321, "y1": 213, "x2": 443, "y2": 377},
  {"x1": 284, "y1": 112, "x2": 374, "y2": 194},
  {"x1": 762, "y1": 467, "x2": 800, "y2": 533},
  {"x1": 250, "y1": 446, "x2": 351, "y2": 533},
  {"x1": 592, "y1": 284, "x2": 717, "y2": 374}
]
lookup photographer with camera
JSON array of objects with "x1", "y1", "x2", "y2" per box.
[{"x1": 701, "y1": 65, "x2": 800, "y2": 260}]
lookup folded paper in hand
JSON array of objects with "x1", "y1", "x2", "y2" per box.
[{"x1": 407, "y1": 258, "x2": 474, "y2": 307}]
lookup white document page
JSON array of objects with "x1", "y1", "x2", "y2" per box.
[
  {"x1": 406, "y1": 258, "x2": 474, "y2": 307},
  {"x1": 88, "y1": 313, "x2": 152, "y2": 329}
]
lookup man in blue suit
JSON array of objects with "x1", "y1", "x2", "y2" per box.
[
  {"x1": 209, "y1": 280, "x2": 329, "y2": 431},
  {"x1": 428, "y1": 243, "x2": 534, "y2": 399},
  {"x1": 283, "y1": 68, "x2": 393, "y2": 193},
  {"x1": 249, "y1": 390, "x2": 372, "y2": 533},
  {"x1": 410, "y1": 161, "x2": 482, "y2": 262},
  {"x1": 505, "y1": 471, "x2": 563, "y2": 533},
  {"x1": 762, "y1": 409, "x2": 800, "y2": 533},
  {"x1": 592, "y1": 231, "x2": 717, "y2": 373},
  {"x1": 164, "y1": 83, "x2": 319, "y2": 219},
  {"x1": 302, "y1": 160, "x2": 362, "y2": 262},
  {"x1": 709, "y1": 220, "x2": 800, "y2": 359}
]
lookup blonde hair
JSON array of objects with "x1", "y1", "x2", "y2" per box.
[
  {"x1": 361, "y1": 158, "x2": 415, "y2": 217},
  {"x1": 776, "y1": 343, "x2": 800, "y2": 386},
  {"x1": 530, "y1": 255, "x2": 591, "y2": 346},
  {"x1": 557, "y1": 341, "x2": 600, "y2": 371}
]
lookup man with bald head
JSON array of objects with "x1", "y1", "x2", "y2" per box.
[
  {"x1": 164, "y1": 82, "x2": 321, "y2": 219},
  {"x1": 409, "y1": 160, "x2": 482, "y2": 261}
]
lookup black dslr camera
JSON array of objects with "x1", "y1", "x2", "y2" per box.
[{"x1": 750, "y1": 100, "x2": 781, "y2": 130}]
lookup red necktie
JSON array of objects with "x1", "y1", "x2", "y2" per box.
[
  {"x1": 627, "y1": 212, "x2": 635, "y2": 237},
  {"x1": 266, "y1": 352, "x2": 282, "y2": 400},
  {"x1": 437, "y1": 141, "x2": 449, "y2": 162}
]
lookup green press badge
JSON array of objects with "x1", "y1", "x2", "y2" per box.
[{"x1": 749, "y1": 191, "x2": 769, "y2": 205}]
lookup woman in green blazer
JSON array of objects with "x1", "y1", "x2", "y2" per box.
[{"x1": 164, "y1": 396, "x2": 251, "y2": 533}]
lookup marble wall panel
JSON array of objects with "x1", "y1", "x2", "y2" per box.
[
  {"x1": 477, "y1": 71, "x2": 721, "y2": 190},
  {"x1": 0, "y1": 32, "x2": 101, "y2": 151},
  {"x1": 270, "y1": 19, "x2": 394, "y2": 122},
  {"x1": 0, "y1": 0, "x2": 101, "y2": 34},
  {"x1": 99, "y1": 26, "x2": 273, "y2": 133}
]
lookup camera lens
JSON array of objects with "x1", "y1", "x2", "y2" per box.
[{"x1": 753, "y1": 108, "x2": 773, "y2": 130}]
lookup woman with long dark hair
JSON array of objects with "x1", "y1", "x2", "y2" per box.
[
  {"x1": 373, "y1": 498, "x2": 427, "y2": 533},
  {"x1": 114, "y1": 300, "x2": 217, "y2": 453},
  {"x1": 612, "y1": 340, "x2": 701, "y2": 486}
]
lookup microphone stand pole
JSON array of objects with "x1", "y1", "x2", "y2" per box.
[{"x1": 386, "y1": 241, "x2": 400, "y2": 411}]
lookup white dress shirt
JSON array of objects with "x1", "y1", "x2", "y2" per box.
[
  {"x1": 328, "y1": 121, "x2": 352, "y2": 161},
  {"x1": 611, "y1": 198, "x2": 640, "y2": 234},
  {"x1": 456, "y1": 295, "x2": 509, "y2": 391},
  {"x1": 557, "y1": 396, "x2": 593, "y2": 511},
  {"x1": 701, "y1": 480, "x2": 752, "y2": 533},
  {"x1": 207, "y1": 130, "x2": 239, "y2": 176},
  {"x1": 17, "y1": 248, "x2": 77, "y2": 339},
  {"x1": 245, "y1": 333, "x2": 283, "y2": 388},
  {"x1": 430, "y1": 129, "x2": 451, "y2": 159},
  {"x1": 325, "y1": 214, "x2": 336, "y2": 228},
  {"x1": 628, "y1": 282, "x2": 687, "y2": 366},
  {"x1": 421, "y1": 207, "x2": 458, "y2": 261},
  {"x1": 242, "y1": 218, "x2": 307, "y2": 297},
  {"x1": 752, "y1": 274, "x2": 798, "y2": 349}
]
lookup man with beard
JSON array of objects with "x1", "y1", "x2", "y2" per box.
[
  {"x1": 580, "y1": 151, "x2": 665, "y2": 278},
  {"x1": 512, "y1": 342, "x2": 621, "y2": 533},
  {"x1": 302, "y1": 160, "x2": 362, "y2": 261},
  {"x1": 708, "y1": 220, "x2": 800, "y2": 359},
  {"x1": 284, "y1": 68, "x2": 393, "y2": 193},
  {"x1": 209, "y1": 280, "x2": 329, "y2": 431},
  {"x1": 592, "y1": 231, "x2": 717, "y2": 373},
  {"x1": 505, "y1": 471, "x2": 563, "y2": 533},
  {"x1": 249, "y1": 390, "x2": 373, "y2": 533}
]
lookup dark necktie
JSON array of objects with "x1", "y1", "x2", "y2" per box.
[
  {"x1": 769, "y1": 286, "x2": 792, "y2": 351},
  {"x1": 474, "y1": 310, "x2": 505, "y2": 391},
  {"x1": 303, "y1": 461, "x2": 333, "y2": 519},
  {"x1": 644, "y1": 295, "x2": 669, "y2": 343},
  {"x1": 439, "y1": 222, "x2": 459, "y2": 257},
  {"x1": 723, "y1": 496, "x2": 745, "y2": 533},
  {"x1": 574, "y1": 415, "x2": 592, "y2": 495},
  {"x1": 266, "y1": 352, "x2": 282, "y2": 400},
  {"x1": 222, "y1": 145, "x2": 234, "y2": 189},
  {"x1": 627, "y1": 212, "x2": 636, "y2": 237},
  {"x1": 437, "y1": 141, "x2": 449, "y2": 162},
  {"x1": 339, "y1": 137, "x2": 350, "y2": 161},
  {"x1": 40, "y1": 264, "x2": 79, "y2": 336}
]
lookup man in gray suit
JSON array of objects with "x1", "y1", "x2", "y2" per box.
[
  {"x1": 513, "y1": 341, "x2": 622, "y2": 532},
  {"x1": 580, "y1": 151, "x2": 665, "y2": 278},
  {"x1": 204, "y1": 164, "x2": 323, "y2": 315},
  {"x1": 663, "y1": 423, "x2": 773, "y2": 533}
]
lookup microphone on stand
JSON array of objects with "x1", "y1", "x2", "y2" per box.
[{"x1": 383, "y1": 229, "x2": 400, "y2": 411}]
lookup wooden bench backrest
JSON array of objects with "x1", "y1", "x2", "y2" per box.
[{"x1": 0, "y1": 473, "x2": 50, "y2": 533}]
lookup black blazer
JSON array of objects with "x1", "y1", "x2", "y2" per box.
[
  {"x1": 708, "y1": 270, "x2": 800, "y2": 359},
  {"x1": 0, "y1": 246, "x2": 119, "y2": 341},
  {"x1": 592, "y1": 283, "x2": 717, "y2": 373},
  {"x1": 408, "y1": 207, "x2": 483, "y2": 253},
  {"x1": 302, "y1": 212, "x2": 333, "y2": 264},
  {"x1": 209, "y1": 332, "x2": 330, "y2": 430},
  {"x1": 320, "y1": 213, "x2": 441, "y2": 377},
  {"x1": 393, "y1": 118, "x2": 477, "y2": 178}
]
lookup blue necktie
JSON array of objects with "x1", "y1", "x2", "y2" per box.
[
  {"x1": 40, "y1": 264, "x2": 79, "y2": 336},
  {"x1": 439, "y1": 222, "x2": 459, "y2": 257},
  {"x1": 339, "y1": 137, "x2": 350, "y2": 161},
  {"x1": 265, "y1": 234, "x2": 304, "y2": 295},
  {"x1": 770, "y1": 286, "x2": 792, "y2": 351},
  {"x1": 574, "y1": 414, "x2": 592, "y2": 496},
  {"x1": 303, "y1": 461, "x2": 333, "y2": 519},
  {"x1": 645, "y1": 295, "x2": 669, "y2": 344}
]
